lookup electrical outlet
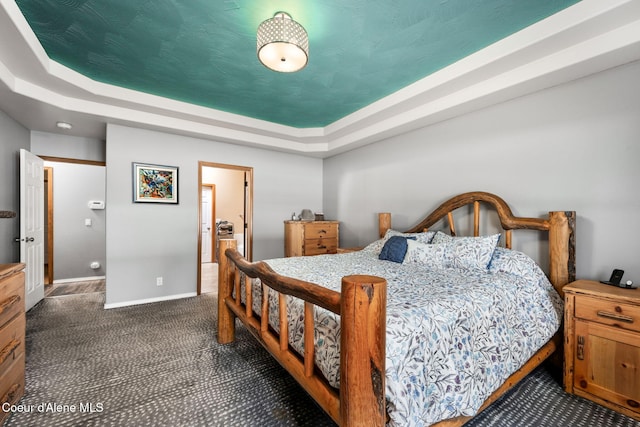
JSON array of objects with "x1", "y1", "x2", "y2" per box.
[{"x1": 156, "y1": 277, "x2": 163, "y2": 286}]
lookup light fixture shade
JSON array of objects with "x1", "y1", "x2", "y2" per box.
[
  {"x1": 56, "y1": 121, "x2": 72, "y2": 130},
  {"x1": 257, "y1": 12, "x2": 308, "y2": 73}
]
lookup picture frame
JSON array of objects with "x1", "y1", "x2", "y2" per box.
[{"x1": 132, "y1": 162, "x2": 179, "y2": 204}]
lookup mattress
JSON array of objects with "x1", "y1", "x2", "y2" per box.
[{"x1": 245, "y1": 246, "x2": 563, "y2": 426}]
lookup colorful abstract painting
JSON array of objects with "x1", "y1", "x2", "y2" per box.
[{"x1": 133, "y1": 163, "x2": 178, "y2": 203}]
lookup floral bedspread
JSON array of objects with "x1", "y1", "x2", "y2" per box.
[{"x1": 246, "y1": 248, "x2": 563, "y2": 426}]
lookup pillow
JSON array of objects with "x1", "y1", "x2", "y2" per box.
[
  {"x1": 362, "y1": 229, "x2": 435, "y2": 255},
  {"x1": 488, "y1": 247, "x2": 548, "y2": 282},
  {"x1": 431, "y1": 231, "x2": 501, "y2": 270},
  {"x1": 403, "y1": 239, "x2": 447, "y2": 268},
  {"x1": 379, "y1": 236, "x2": 415, "y2": 263}
]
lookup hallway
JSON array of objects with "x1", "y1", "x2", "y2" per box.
[{"x1": 201, "y1": 262, "x2": 217, "y2": 296}]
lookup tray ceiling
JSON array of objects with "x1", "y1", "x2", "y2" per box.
[
  {"x1": 14, "y1": 0, "x2": 580, "y2": 128},
  {"x1": 2, "y1": 1, "x2": 639, "y2": 156}
]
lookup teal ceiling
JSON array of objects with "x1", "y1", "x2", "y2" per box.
[{"x1": 15, "y1": 0, "x2": 580, "y2": 128}]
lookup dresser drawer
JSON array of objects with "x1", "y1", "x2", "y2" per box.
[
  {"x1": 0, "y1": 314, "x2": 25, "y2": 375},
  {"x1": 574, "y1": 294, "x2": 640, "y2": 333},
  {"x1": 0, "y1": 272, "x2": 24, "y2": 330},
  {"x1": 304, "y1": 238, "x2": 338, "y2": 255},
  {"x1": 304, "y1": 223, "x2": 337, "y2": 239},
  {"x1": 0, "y1": 352, "x2": 25, "y2": 424}
]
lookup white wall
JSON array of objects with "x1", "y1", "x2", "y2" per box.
[
  {"x1": 324, "y1": 60, "x2": 640, "y2": 282},
  {"x1": 0, "y1": 110, "x2": 30, "y2": 263},
  {"x1": 105, "y1": 124, "x2": 322, "y2": 307}
]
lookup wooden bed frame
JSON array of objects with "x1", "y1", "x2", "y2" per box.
[{"x1": 217, "y1": 191, "x2": 576, "y2": 426}]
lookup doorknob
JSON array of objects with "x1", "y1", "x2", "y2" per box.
[
  {"x1": 26, "y1": 237, "x2": 34, "y2": 242},
  {"x1": 14, "y1": 237, "x2": 22, "y2": 242}
]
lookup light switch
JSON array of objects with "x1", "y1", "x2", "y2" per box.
[{"x1": 85, "y1": 218, "x2": 92, "y2": 226}]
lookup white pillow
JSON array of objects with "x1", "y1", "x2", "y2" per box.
[
  {"x1": 431, "y1": 231, "x2": 500, "y2": 270},
  {"x1": 403, "y1": 240, "x2": 447, "y2": 268}
]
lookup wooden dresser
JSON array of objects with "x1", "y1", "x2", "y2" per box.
[
  {"x1": 0, "y1": 264, "x2": 26, "y2": 425},
  {"x1": 284, "y1": 220, "x2": 339, "y2": 257},
  {"x1": 564, "y1": 280, "x2": 640, "y2": 421}
]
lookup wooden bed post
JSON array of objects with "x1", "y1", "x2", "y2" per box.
[
  {"x1": 340, "y1": 275, "x2": 387, "y2": 427},
  {"x1": 548, "y1": 211, "x2": 576, "y2": 292},
  {"x1": 378, "y1": 213, "x2": 391, "y2": 238},
  {"x1": 217, "y1": 238, "x2": 237, "y2": 344}
]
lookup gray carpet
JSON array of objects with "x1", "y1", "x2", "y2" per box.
[{"x1": 6, "y1": 293, "x2": 640, "y2": 426}]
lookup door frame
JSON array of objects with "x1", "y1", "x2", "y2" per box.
[
  {"x1": 197, "y1": 161, "x2": 253, "y2": 295},
  {"x1": 44, "y1": 166, "x2": 54, "y2": 285}
]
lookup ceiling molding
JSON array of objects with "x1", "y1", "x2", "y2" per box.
[{"x1": 1, "y1": 0, "x2": 639, "y2": 158}]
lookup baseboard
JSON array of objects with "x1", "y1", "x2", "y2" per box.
[
  {"x1": 53, "y1": 276, "x2": 106, "y2": 284},
  {"x1": 103, "y1": 292, "x2": 197, "y2": 309}
]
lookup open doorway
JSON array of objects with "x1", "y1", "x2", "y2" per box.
[
  {"x1": 40, "y1": 156, "x2": 107, "y2": 297},
  {"x1": 197, "y1": 161, "x2": 253, "y2": 295}
]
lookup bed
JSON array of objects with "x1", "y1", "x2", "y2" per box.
[{"x1": 216, "y1": 191, "x2": 576, "y2": 426}]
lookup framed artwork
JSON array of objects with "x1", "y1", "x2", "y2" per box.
[{"x1": 132, "y1": 162, "x2": 179, "y2": 204}]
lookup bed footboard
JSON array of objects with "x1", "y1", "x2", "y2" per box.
[{"x1": 217, "y1": 238, "x2": 387, "y2": 427}]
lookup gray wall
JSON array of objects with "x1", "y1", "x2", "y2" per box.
[
  {"x1": 324, "y1": 60, "x2": 640, "y2": 283},
  {"x1": 44, "y1": 161, "x2": 106, "y2": 281},
  {"x1": 0, "y1": 110, "x2": 30, "y2": 263},
  {"x1": 31, "y1": 131, "x2": 106, "y2": 162},
  {"x1": 105, "y1": 124, "x2": 322, "y2": 307}
]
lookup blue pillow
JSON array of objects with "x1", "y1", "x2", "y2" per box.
[{"x1": 379, "y1": 236, "x2": 415, "y2": 263}]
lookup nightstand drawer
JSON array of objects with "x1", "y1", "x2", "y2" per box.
[
  {"x1": 304, "y1": 223, "x2": 337, "y2": 239},
  {"x1": 575, "y1": 295, "x2": 640, "y2": 333}
]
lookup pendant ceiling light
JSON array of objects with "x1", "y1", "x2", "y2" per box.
[{"x1": 257, "y1": 12, "x2": 308, "y2": 73}]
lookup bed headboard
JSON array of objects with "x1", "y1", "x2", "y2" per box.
[{"x1": 378, "y1": 191, "x2": 576, "y2": 295}]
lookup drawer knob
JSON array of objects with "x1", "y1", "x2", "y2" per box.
[{"x1": 628, "y1": 399, "x2": 640, "y2": 408}]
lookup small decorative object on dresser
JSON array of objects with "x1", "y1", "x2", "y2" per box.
[
  {"x1": 564, "y1": 279, "x2": 640, "y2": 421},
  {"x1": 284, "y1": 220, "x2": 339, "y2": 257},
  {"x1": 298, "y1": 209, "x2": 314, "y2": 221},
  {"x1": 0, "y1": 264, "x2": 26, "y2": 425}
]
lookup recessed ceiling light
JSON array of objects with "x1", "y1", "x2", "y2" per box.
[{"x1": 56, "y1": 121, "x2": 72, "y2": 130}]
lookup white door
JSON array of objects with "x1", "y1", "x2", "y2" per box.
[
  {"x1": 201, "y1": 187, "x2": 213, "y2": 263},
  {"x1": 20, "y1": 149, "x2": 45, "y2": 311}
]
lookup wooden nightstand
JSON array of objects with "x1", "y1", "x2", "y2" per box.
[
  {"x1": 284, "y1": 221, "x2": 339, "y2": 257},
  {"x1": 564, "y1": 280, "x2": 640, "y2": 420}
]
